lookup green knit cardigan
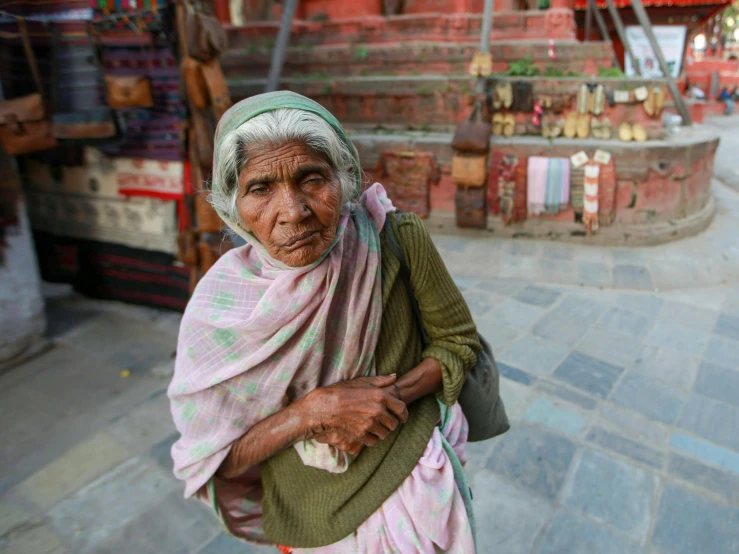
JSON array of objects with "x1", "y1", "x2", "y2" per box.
[{"x1": 259, "y1": 213, "x2": 481, "y2": 547}]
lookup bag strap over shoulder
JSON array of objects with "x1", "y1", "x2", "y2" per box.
[{"x1": 382, "y1": 212, "x2": 430, "y2": 347}]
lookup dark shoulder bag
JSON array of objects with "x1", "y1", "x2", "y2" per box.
[
  {"x1": 451, "y1": 100, "x2": 491, "y2": 154},
  {"x1": 383, "y1": 212, "x2": 510, "y2": 442}
]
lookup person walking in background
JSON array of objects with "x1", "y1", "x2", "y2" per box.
[{"x1": 720, "y1": 87, "x2": 735, "y2": 115}]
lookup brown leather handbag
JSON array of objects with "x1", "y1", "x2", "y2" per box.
[
  {"x1": 186, "y1": 9, "x2": 227, "y2": 63},
  {"x1": 177, "y1": 229, "x2": 199, "y2": 266},
  {"x1": 451, "y1": 101, "x2": 491, "y2": 154},
  {"x1": 88, "y1": 21, "x2": 154, "y2": 109},
  {"x1": 199, "y1": 59, "x2": 232, "y2": 122},
  {"x1": 182, "y1": 56, "x2": 208, "y2": 110},
  {"x1": 0, "y1": 18, "x2": 57, "y2": 155},
  {"x1": 105, "y1": 75, "x2": 154, "y2": 109},
  {"x1": 191, "y1": 108, "x2": 214, "y2": 170},
  {"x1": 195, "y1": 193, "x2": 223, "y2": 233},
  {"x1": 451, "y1": 153, "x2": 488, "y2": 187}
]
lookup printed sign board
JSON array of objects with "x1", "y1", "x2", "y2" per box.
[{"x1": 624, "y1": 25, "x2": 688, "y2": 78}]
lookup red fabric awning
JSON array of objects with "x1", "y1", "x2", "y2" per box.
[{"x1": 574, "y1": 0, "x2": 730, "y2": 10}]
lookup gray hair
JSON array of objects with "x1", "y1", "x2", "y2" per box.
[{"x1": 209, "y1": 108, "x2": 358, "y2": 228}]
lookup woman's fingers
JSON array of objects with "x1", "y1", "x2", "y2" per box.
[
  {"x1": 346, "y1": 443, "x2": 364, "y2": 456},
  {"x1": 376, "y1": 408, "x2": 400, "y2": 433},
  {"x1": 383, "y1": 393, "x2": 409, "y2": 423},
  {"x1": 314, "y1": 432, "x2": 365, "y2": 455},
  {"x1": 365, "y1": 374, "x2": 397, "y2": 388}
]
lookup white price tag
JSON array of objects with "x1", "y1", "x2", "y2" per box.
[
  {"x1": 614, "y1": 90, "x2": 630, "y2": 103},
  {"x1": 593, "y1": 149, "x2": 612, "y2": 165},
  {"x1": 570, "y1": 151, "x2": 589, "y2": 168}
]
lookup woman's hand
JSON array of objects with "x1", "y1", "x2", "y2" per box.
[
  {"x1": 306, "y1": 374, "x2": 408, "y2": 449},
  {"x1": 313, "y1": 431, "x2": 365, "y2": 457}
]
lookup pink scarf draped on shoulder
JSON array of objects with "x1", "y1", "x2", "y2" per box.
[{"x1": 168, "y1": 183, "x2": 394, "y2": 541}]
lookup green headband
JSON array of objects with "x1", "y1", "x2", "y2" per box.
[{"x1": 213, "y1": 91, "x2": 362, "y2": 197}]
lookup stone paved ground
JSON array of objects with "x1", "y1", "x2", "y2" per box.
[{"x1": 2, "y1": 116, "x2": 739, "y2": 554}]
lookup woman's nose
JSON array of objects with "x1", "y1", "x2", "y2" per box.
[{"x1": 277, "y1": 186, "x2": 310, "y2": 224}]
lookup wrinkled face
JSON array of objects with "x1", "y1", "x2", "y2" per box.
[{"x1": 236, "y1": 141, "x2": 343, "y2": 267}]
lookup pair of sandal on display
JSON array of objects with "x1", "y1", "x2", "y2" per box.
[
  {"x1": 547, "y1": 113, "x2": 612, "y2": 140},
  {"x1": 618, "y1": 122, "x2": 647, "y2": 142},
  {"x1": 493, "y1": 81, "x2": 534, "y2": 112},
  {"x1": 643, "y1": 86, "x2": 666, "y2": 118},
  {"x1": 538, "y1": 94, "x2": 572, "y2": 114},
  {"x1": 576, "y1": 83, "x2": 606, "y2": 115},
  {"x1": 562, "y1": 112, "x2": 591, "y2": 139},
  {"x1": 492, "y1": 112, "x2": 516, "y2": 137}
]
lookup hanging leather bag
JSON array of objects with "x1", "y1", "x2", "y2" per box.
[
  {"x1": 104, "y1": 74, "x2": 154, "y2": 109},
  {"x1": 0, "y1": 18, "x2": 57, "y2": 155},
  {"x1": 383, "y1": 213, "x2": 510, "y2": 442},
  {"x1": 182, "y1": 56, "x2": 208, "y2": 110},
  {"x1": 199, "y1": 59, "x2": 231, "y2": 122},
  {"x1": 191, "y1": 108, "x2": 214, "y2": 169},
  {"x1": 186, "y1": 9, "x2": 227, "y2": 63},
  {"x1": 451, "y1": 152, "x2": 488, "y2": 187},
  {"x1": 88, "y1": 21, "x2": 154, "y2": 109},
  {"x1": 451, "y1": 101, "x2": 491, "y2": 154}
]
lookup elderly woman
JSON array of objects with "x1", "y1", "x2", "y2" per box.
[{"x1": 169, "y1": 91, "x2": 481, "y2": 553}]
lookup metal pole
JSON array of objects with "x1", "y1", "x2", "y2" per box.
[
  {"x1": 265, "y1": 0, "x2": 298, "y2": 93},
  {"x1": 629, "y1": 0, "x2": 692, "y2": 125},
  {"x1": 590, "y1": 0, "x2": 621, "y2": 69},
  {"x1": 584, "y1": 0, "x2": 593, "y2": 42},
  {"x1": 604, "y1": 0, "x2": 641, "y2": 75},
  {"x1": 476, "y1": 0, "x2": 494, "y2": 94}
]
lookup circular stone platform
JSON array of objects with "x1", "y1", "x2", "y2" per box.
[{"x1": 352, "y1": 125, "x2": 720, "y2": 246}]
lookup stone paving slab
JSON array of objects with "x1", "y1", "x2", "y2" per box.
[
  {"x1": 652, "y1": 484, "x2": 739, "y2": 554},
  {"x1": 471, "y1": 470, "x2": 554, "y2": 554},
  {"x1": 0, "y1": 522, "x2": 67, "y2": 554},
  {"x1": 11, "y1": 432, "x2": 130, "y2": 511},
  {"x1": 47, "y1": 457, "x2": 180, "y2": 553},
  {"x1": 535, "y1": 509, "x2": 642, "y2": 554},
  {"x1": 561, "y1": 450, "x2": 656, "y2": 541}
]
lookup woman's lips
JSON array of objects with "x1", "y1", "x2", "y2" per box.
[{"x1": 283, "y1": 230, "x2": 319, "y2": 248}]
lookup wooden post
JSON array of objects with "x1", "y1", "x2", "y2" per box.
[
  {"x1": 589, "y1": 0, "x2": 621, "y2": 69},
  {"x1": 604, "y1": 0, "x2": 641, "y2": 75},
  {"x1": 629, "y1": 0, "x2": 692, "y2": 125},
  {"x1": 476, "y1": 0, "x2": 494, "y2": 95},
  {"x1": 584, "y1": 0, "x2": 593, "y2": 42},
  {"x1": 265, "y1": 0, "x2": 298, "y2": 93}
]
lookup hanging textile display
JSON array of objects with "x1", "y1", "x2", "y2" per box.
[
  {"x1": 526, "y1": 157, "x2": 570, "y2": 216},
  {"x1": 526, "y1": 157, "x2": 547, "y2": 216},
  {"x1": 498, "y1": 154, "x2": 518, "y2": 225},
  {"x1": 570, "y1": 166, "x2": 585, "y2": 217},
  {"x1": 583, "y1": 162, "x2": 600, "y2": 234},
  {"x1": 376, "y1": 150, "x2": 440, "y2": 218},
  {"x1": 93, "y1": 32, "x2": 187, "y2": 161},
  {"x1": 544, "y1": 157, "x2": 570, "y2": 214},
  {"x1": 24, "y1": 155, "x2": 179, "y2": 255},
  {"x1": 114, "y1": 157, "x2": 186, "y2": 200},
  {"x1": 33, "y1": 232, "x2": 190, "y2": 311}
]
